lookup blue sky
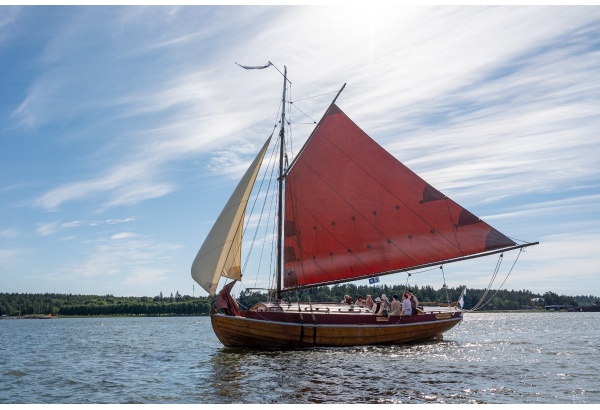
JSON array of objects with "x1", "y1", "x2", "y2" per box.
[{"x1": 1, "y1": 5, "x2": 599, "y2": 298}]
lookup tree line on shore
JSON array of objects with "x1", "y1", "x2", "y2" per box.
[
  {"x1": 0, "y1": 291, "x2": 211, "y2": 317},
  {"x1": 1, "y1": 286, "x2": 598, "y2": 317}
]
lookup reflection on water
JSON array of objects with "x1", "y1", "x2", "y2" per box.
[
  {"x1": 1, "y1": 313, "x2": 599, "y2": 403},
  {"x1": 206, "y1": 341, "x2": 476, "y2": 404}
]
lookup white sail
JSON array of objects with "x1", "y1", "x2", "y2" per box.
[{"x1": 191, "y1": 137, "x2": 272, "y2": 295}]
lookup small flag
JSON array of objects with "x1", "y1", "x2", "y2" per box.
[
  {"x1": 369, "y1": 277, "x2": 380, "y2": 284},
  {"x1": 235, "y1": 62, "x2": 272, "y2": 70},
  {"x1": 458, "y1": 287, "x2": 467, "y2": 309}
]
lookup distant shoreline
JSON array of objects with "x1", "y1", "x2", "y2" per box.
[
  {"x1": 1, "y1": 314, "x2": 211, "y2": 319},
  {"x1": 4, "y1": 309, "x2": 599, "y2": 320}
]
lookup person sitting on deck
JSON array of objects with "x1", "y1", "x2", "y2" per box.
[
  {"x1": 365, "y1": 295, "x2": 374, "y2": 310},
  {"x1": 390, "y1": 294, "x2": 402, "y2": 316},
  {"x1": 341, "y1": 294, "x2": 353, "y2": 305},
  {"x1": 407, "y1": 289, "x2": 419, "y2": 315},
  {"x1": 379, "y1": 294, "x2": 390, "y2": 316},
  {"x1": 401, "y1": 293, "x2": 412, "y2": 316},
  {"x1": 355, "y1": 296, "x2": 365, "y2": 307},
  {"x1": 372, "y1": 297, "x2": 382, "y2": 314}
]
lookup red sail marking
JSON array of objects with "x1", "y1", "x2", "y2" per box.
[{"x1": 283, "y1": 104, "x2": 514, "y2": 289}]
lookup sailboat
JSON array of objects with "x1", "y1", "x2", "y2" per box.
[{"x1": 192, "y1": 65, "x2": 538, "y2": 348}]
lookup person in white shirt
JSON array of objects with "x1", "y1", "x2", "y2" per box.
[
  {"x1": 407, "y1": 289, "x2": 419, "y2": 315},
  {"x1": 401, "y1": 293, "x2": 412, "y2": 315}
]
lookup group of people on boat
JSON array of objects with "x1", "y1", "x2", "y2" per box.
[{"x1": 342, "y1": 289, "x2": 419, "y2": 316}]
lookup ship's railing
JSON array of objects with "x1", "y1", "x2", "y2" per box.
[{"x1": 248, "y1": 301, "x2": 460, "y2": 315}]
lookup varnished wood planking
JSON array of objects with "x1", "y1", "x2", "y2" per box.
[{"x1": 211, "y1": 313, "x2": 462, "y2": 348}]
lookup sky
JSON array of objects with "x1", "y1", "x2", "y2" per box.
[{"x1": 1, "y1": 5, "x2": 599, "y2": 299}]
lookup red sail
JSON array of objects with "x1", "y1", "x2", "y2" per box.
[{"x1": 283, "y1": 104, "x2": 515, "y2": 289}]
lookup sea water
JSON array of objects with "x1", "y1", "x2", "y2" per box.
[{"x1": 1, "y1": 312, "x2": 598, "y2": 404}]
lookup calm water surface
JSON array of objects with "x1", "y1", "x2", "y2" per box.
[{"x1": 1, "y1": 312, "x2": 598, "y2": 404}]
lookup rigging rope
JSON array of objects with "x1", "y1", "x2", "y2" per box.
[
  {"x1": 403, "y1": 266, "x2": 441, "y2": 292},
  {"x1": 286, "y1": 84, "x2": 294, "y2": 162},
  {"x1": 399, "y1": 248, "x2": 525, "y2": 312},
  {"x1": 467, "y1": 248, "x2": 524, "y2": 312},
  {"x1": 265, "y1": 138, "x2": 281, "y2": 299},
  {"x1": 468, "y1": 253, "x2": 503, "y2": 311},
  {"x1": 295, "y1": 290, "x2": 304, "y2": 320},
  {"x1": 290, "y1": 103, "x2": 317, "y2": 125},
  {"x1": 235, "y1": 94, "x2": 283, "y2": 299},
  {"x1": 291, "y1": 89, "x2": 340, "y2": 103},
  {"x1": 440, "y1": 266, "x2": 451, "y2": 305},
  {"x1": 245, "y1": 141, "x2": 279, "y2": 292},
  {"x1": 267, "y1": 139, "x2": 282, "y2": 300},
  {"x1": 306, "y1": 290, "x2": 316, "y2": 322},
  {"x1": 242, "y1": 128, "x2": 279, "y2": 271}
]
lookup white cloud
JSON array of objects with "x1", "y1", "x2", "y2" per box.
[
  {"x1": 111, "y1": 232, "x2": 135, "y2": 240},
  {"x1": 106, "y1": 218, "x2": 135, "y2": 224},
  {"x1": 502, "y1": 232, "x2": 600, "y2": 296},
  {"x1": 36, "y1": 222, "x2": 59, "y2": 236},
  {"x1": 0, "y1": 6, "x2": 20, "y2": 46},
  {"x1": 0, "y1": 228, "x2": 19, "y2": 238},
  {"x1": 67, "y1": 234, "x2": 181, "y2": 289},
  {"x1": 0, "y1": 248, "x2": 17, "y2": 259},
  {"x1": 61, "y1": 221, "x2": 83, "y2": 228}
]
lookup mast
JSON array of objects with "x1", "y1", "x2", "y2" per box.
[{"x1": 276, "y1": 65, "x2": 287, "y2": 300}]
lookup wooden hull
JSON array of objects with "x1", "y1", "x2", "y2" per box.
[{"x1": 211, "y1": 303, "x2": 462, "y2": 348}]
